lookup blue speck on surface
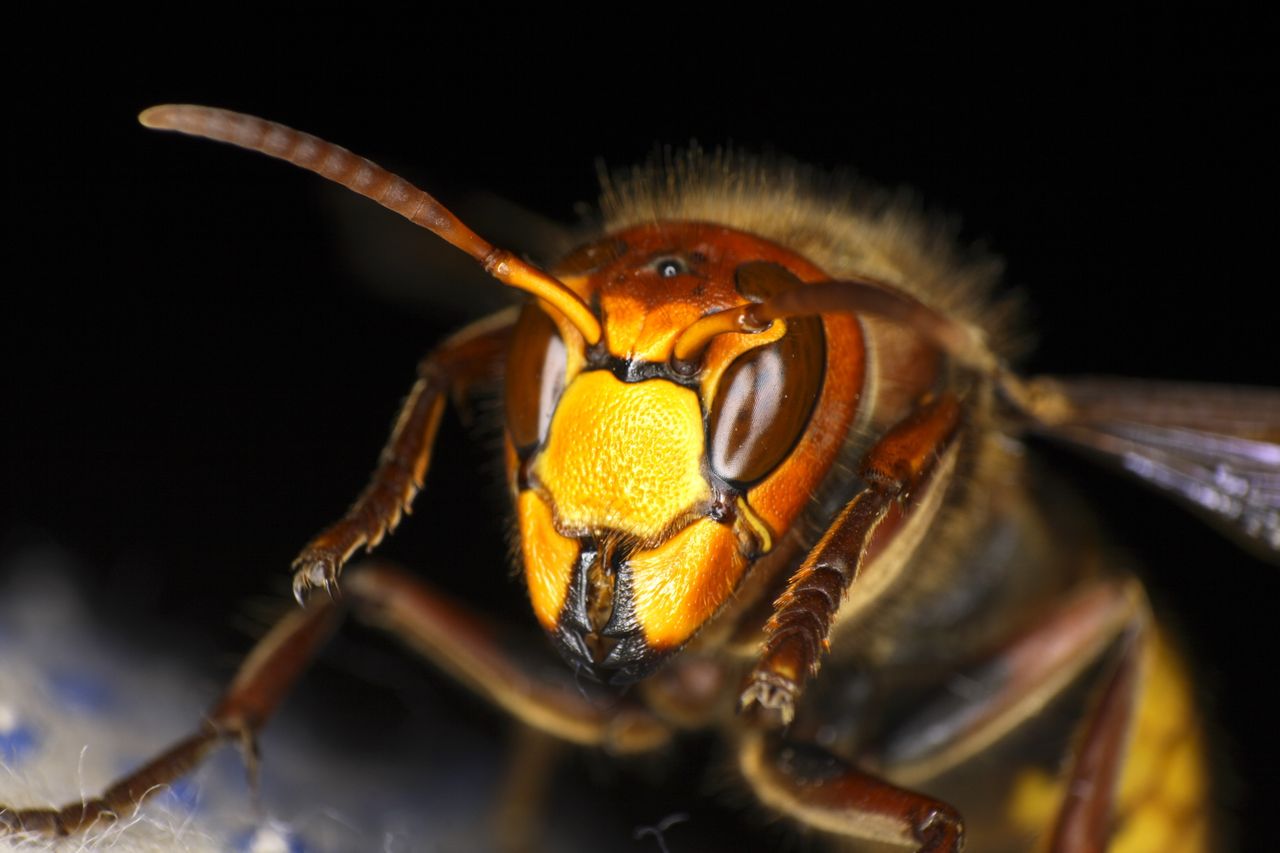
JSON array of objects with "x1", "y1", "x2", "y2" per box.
[
  {"x1": 158, "y1": 776, "x2": 202, "y2": 812},
  {"x1": 48, "y1": 669, "x2": 114, "y2": 712},
  {"x1": 0, "y1": 725, "x2": 38, "y2": 765}
]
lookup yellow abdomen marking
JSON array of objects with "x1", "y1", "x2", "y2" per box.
[
  {"x1": 1007, "y1": 628, "x2": 1211, "y2": 852},
  {"x1": 1110, "y1": 629, "x2": 1210, "y2": 853},
  {"x1": 533, "y1": 371, "x2": 710, "y2": 543}
]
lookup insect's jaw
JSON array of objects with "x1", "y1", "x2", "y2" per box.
[
  {"x1": 523, "y1": 509, "x2": 752, "y2": 684},
  {"x1": 549, "y1": 536, "x2": 655, "y2": 684}
]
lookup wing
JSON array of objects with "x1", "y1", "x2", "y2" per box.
[{"x1": 1015, "y1": 376, "x2": 1280, "y2": 563}]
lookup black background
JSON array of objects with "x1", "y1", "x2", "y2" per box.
[{"x1": 5, "y1": 11, "x2": 1277, "y2": 849}]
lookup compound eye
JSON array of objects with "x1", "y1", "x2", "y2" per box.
[
  {"x1": 707, "y1": 316, "x2": 825, "y2": 488},
  {"x1": 506, "y1": 304, "x2": 568, "y2": 452}
]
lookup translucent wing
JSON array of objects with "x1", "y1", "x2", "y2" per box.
[{"x1": 1020, "y1": 377, "x2": 1280, "y2": 563}]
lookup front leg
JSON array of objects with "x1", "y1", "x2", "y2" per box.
[
  {"x1": 741, "y1": 393, "x2": 963, "y2": 724},
  {"x1": 737, "y1": 575, "x2": 1158, "y2": 852},
  {"x1": 291, "y1": 310, "x2": 513, "y2": 600},
  {"x1": 0, "y1": 599, "x2": 342, "y2": 836},
  {"x1": 1, "y1": 559, "x2": 669, "y2": 839}
]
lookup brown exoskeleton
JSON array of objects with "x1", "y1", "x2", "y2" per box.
[{"x1": 3, "y1": 105, "x2": 1277, "y2": 851}]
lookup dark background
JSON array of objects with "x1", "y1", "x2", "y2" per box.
[{"x1": 5, "y1": 12, "x2": 1277, "y2": 849}]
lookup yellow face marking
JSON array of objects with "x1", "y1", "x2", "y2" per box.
[
  {"x1": 533, "y1": 371, "x2": 710, "y2": 543},
  {"x1": 734, "y1": 496, "x2": 775, "y2": 554},
  {"x1": 628, "y1": 519, "x2": 745, "y2": 650},
  {"x1": 518, "y1": 490, "x2": 580, "y2": 632}
]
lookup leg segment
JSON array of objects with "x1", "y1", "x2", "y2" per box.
[
  {"x1": 1, "y1": 559, "x2": 669, "y2": 839},
  {"x1": 871, "y1": 576, "x2": 1151, "y2": 852},
  {"x1": 291, "y1": 310, "x2": 513, "y2": 601},
  {"x1": 878, "y1": 577, "x2": 1145, "y2": 785},
  {"x1": 1045, "y1": 620, "x2": 1143, "y2": 852},
  {"x1": 738, "y1": 576, "x2": 1150, "y2": 851},
  {"x1": 741, "y1": 394, "x2": 963, "y2": 725},
  {"x1": 344, "y1": 562, "x2": 671, "y2": 754},
  {"x1": 0, "y1": 599, "x2": 342, "y2": 836},
  {"x1": 492, "y1": 725, "x2": 562, "y2": 853},
  {"x1": 739, "y1": 731, "x2": 964, "y2": 852}
]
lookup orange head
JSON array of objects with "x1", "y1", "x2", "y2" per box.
[
  {"x1": 506, "y1": 223, "x2": 865, "y2": 682},
  {"x1": 135, "y1": 106, "x2": 869, "y2": 684}
]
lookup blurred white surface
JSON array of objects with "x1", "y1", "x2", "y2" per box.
[{"x1": 0, "y1": 549, "x2": 496, "y2": 852}]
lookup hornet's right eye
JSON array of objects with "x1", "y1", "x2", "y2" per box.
[
  {"x1": 704, "y1": 261, "x2": 827, "y2": 488},
  {"x1": 706, "y1": 316, "x2": 826, "y2": 489},
  {"x1": 506, "y1": 304, "x2": 568, "y2": 453}
]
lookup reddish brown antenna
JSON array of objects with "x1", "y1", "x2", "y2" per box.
[
  {"x1": 139, "y1": 105, "x2": 602, "y2": 344},
  {"x1": 673, "y1": 277, "x2": 995, "y2": 372}
]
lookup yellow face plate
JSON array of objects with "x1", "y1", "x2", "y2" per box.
[
  {"x1": 518, "y1": 490, "x2": 580, "y2": 632},
  {"x1": 532, "y1": 371, "x2": 711, "y2": 544},
  {"x1": 628, "y1": 518, "x2": 746, "y2": 650}
]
